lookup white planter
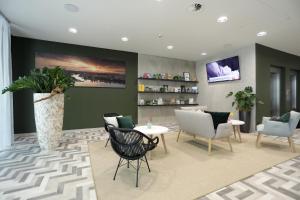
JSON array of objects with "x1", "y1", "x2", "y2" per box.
[{"x1": 34, "y1": 93, "x2": 64, "y2": 151}]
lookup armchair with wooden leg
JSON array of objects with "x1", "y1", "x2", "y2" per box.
[
  {"x1": 256, "y1": 111, "x2": 300, "y2": 152},
  {"x1": 175, "y1": 110, "x2": 233, "y2": 154}
]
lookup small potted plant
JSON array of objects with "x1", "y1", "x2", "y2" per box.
[
  {"x1": 226, "y1": 86, "x2": 263, "y2": 133},
  {"x1": 2, "y1": 67, "x2": 75, "y2": 150}
]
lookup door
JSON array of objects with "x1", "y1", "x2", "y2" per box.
[
  {"x1": 270, "y1": 67, "x2": 281, "y2": 116},
  {"x1": 290, "y1": 70, "x2": 297, "y2": 110}
]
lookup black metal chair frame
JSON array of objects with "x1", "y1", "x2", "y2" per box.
[{"x1": 108, "y1": 126, "x2": 159, "y2": 187}]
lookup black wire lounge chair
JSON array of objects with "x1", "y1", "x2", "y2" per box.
[{"x1": 108, "y1": 126, "x2": 159, "y2": 187}]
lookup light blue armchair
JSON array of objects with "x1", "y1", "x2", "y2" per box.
[{"x1": 256, "y1": 111, "x2": 300, "y2": 152}]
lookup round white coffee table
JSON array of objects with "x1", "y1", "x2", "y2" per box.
[
  {"x1": 230, "y1": 120, "x2": 245, "y2": 142},
  {"x1": 134, "y1": 125, "x2": 169, "y2": 158}
]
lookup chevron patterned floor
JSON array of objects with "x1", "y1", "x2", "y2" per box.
[
  {"x1": 1, "y1": 123, "x2": 300, "y2": 200},
  {"x1": 0, "y1": 128, "x2": 108, "y2": 200},
  {"x1": 197, "y1": 156, "x2": 300, "y2": 200}
]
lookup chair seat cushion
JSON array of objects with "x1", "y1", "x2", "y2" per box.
[
  {"x1": 117, "y1": 116, "x2": 135, "y2": 129},
  {"x1": 204, "y1": 111, "x2": 230, "y2": 129}
]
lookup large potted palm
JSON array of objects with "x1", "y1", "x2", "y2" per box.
[
  {"x1": 2, "y1": 67, "x2": 74, "y2": 150},
  {"x1": 226, "y1": 86, "x2": 262, "y2": 133}
]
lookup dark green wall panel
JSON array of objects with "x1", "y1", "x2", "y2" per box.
[
  {"x1": 256, "y1": 43, "x2": 300, "y2": 124},
  {"x1": 11, "y1": 36, "x2": 138, "y2": 133}
]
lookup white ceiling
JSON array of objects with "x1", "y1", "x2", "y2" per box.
[{"x1": 1, "y1": 0, "x2": 300, "y2": 61}]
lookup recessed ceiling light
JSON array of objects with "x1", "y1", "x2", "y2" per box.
[
  {"x1": 201, "y1": 52, "x2": 207, "y2": 56},
  {"x1": 121, "y1": 37, "x2": 129, "y2": 42},
  {"x1": 217, "y1": 16, "x2": 228, "y2": 23},
  {"x1": 257, "y1": 31, "x2": 267, "y2": 37},
  {"x1": 68, "y1": 27, "x2": 77, "y2": 34},
  {"x1": 64, "y1": 4, "x2": 79, "y2": 12},
  {"x1": 167, "y1": 45, "x2": 174, "y2": 50}
]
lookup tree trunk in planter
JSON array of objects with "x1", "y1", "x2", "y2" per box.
[
  {"x1": 239, "y1": 111, "x2": 251, "y2": 133},
  {"x1": 34, "y1": 93, "x2": 64, "y2": 150}
]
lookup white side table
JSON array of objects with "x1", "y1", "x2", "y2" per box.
[
  {"x1": 134, "y1": 125, "x2": 169, "y2": 158},
  {"x1": 230, "y1": 120, "x2": 245, "y2": 142}
]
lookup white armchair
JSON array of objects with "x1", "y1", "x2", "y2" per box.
[
  {"x1": 175, "y1": 110, "x2": 233, "y2": 154},
  {"x1": 256, "y1": 111, "x2": 300, "y2": 152}
]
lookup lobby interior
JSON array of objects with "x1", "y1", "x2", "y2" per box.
[{"x1": 1, "y1": 0, "x2": 300, "y2": 200}]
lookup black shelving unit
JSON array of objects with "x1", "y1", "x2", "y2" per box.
[
  {"x1": 138, "y1": 91, "x2": 198, "y2": 94},
  {"x1": 138, "y1": 103, "x2": 199, "y2": 107},
  {"x1": 138, "y1": 77, "x2": 198, "y2": 83}
]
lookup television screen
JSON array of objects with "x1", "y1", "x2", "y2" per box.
[{"x1": 206, "y1": 56, "x2": 240, "y2": 83}]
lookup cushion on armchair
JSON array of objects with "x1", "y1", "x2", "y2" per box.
[
  {"x1": 104, "y1": 115, "x2": 122, "y2": 127},
  {"x1": 117, "y1": 116, "x2": 135, "y2": 129},
  {"x1": 270, "y1": 112, "x2": 290, "y2": 123},
  {"x1": 204, "y1": 111, "x2": 230, "y2": 129}
]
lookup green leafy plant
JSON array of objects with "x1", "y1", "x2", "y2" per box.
[
  {"x1": 2, "y1": 67, "x2": 75, "y2": 102},
  {"x1": 226, "y1": 86, "x2": 263, "y2": 112}
]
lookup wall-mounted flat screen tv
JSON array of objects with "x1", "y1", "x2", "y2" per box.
[{"x1": 206, "y1": 56, "x2": 240, "y2": 83}]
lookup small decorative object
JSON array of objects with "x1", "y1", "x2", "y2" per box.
[
  {"x1": 139, "y1": 99, "x2": 145, "y2": 105},
  {"x1": 163, "y1": 85, "x2": 168, "y2": 92},
  {"x1": 181, "y1": 85, "x2": 186, "y2": 93},
  {"x1": 152, "y1": 99, "x2": 158, "y2": 105},
  {"x1": 176, "y1": 99, "x2": 181, "y2": 104},
  {"x1": 161, "y1": 73, "x2": 166, "y2": 79},
  {"x1": 145, "y1": 86, "x2": 150, "y2": 91},
  {"x1": 192, "y1": 86, "x2": 198, "y2": 93},
  {"x1": 168, "y1": 74, "x2": 172, "y2": 79},
  {"x1": 173, "y1": 75, "x2": 179, "y2": 80},
  {"x1": 174, "y1": 87, "x2": 181, "y2": 93},
  {"x1": 138, "y1": 84, "x2": 145, "y2": 92},
  {"x1": 189, "y1": 98, "x2": 194, "y2": 104},
  {"x1": 143, "y1": 73, "x2": 151, "y2": 78},
  {"x1": 157, "y1": 97, "x2": 163, "y2": 105},
  {"x1": 145, "y1": 100, "x2": 152, "y2": 105},
  {"x1": 180, "y1": 100, "x2": 185, "y2": 104},
  {"x1": 160, "y1": 87, "x2": 165, "y2": 92},
  {"x1": 183, "y1": 72, "x2": 190, "y2": 81},
  {"x1": 170, "y1": 98, "x2": 176, "y2": 104}
]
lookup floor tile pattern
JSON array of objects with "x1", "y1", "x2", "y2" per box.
[
  {"x1": 197, "y1": 156, "x2": 300, "y2": 200},
  {"x1": 1, "y1": 123, "x2": 300, "y2": 200},
  {"x1": 0, "y1": 128, "x2": 106, "y2": 200}
]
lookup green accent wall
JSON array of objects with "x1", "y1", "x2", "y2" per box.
[
  {"x1": 11, "y1": 36, "x2": 138, "y2": 133},
  {"x1": 256, "y1": 43, "x2": 300, "y2": 124}
]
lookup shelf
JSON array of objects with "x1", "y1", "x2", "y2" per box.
[
  {"x1": 138, "y1": 91, "x2": 198, "y2": 94},
  {"x1": 138, "y1": 77, "x2": 198, "y2": 83},
  {"x1": 138, "y1": 103, "x2": 199, "y2": 107}
]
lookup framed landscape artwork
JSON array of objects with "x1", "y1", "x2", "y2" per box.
[{"x1": 35, "y1": 52, "x2": 126, "y2": 88}]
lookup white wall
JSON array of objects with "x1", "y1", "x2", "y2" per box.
[
  {"x1": 138, "y1": 54, "x2": 196, "y2": 124},
  {"x1": 196, "y1": 44, "x2": 256, "y2": 131}
]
